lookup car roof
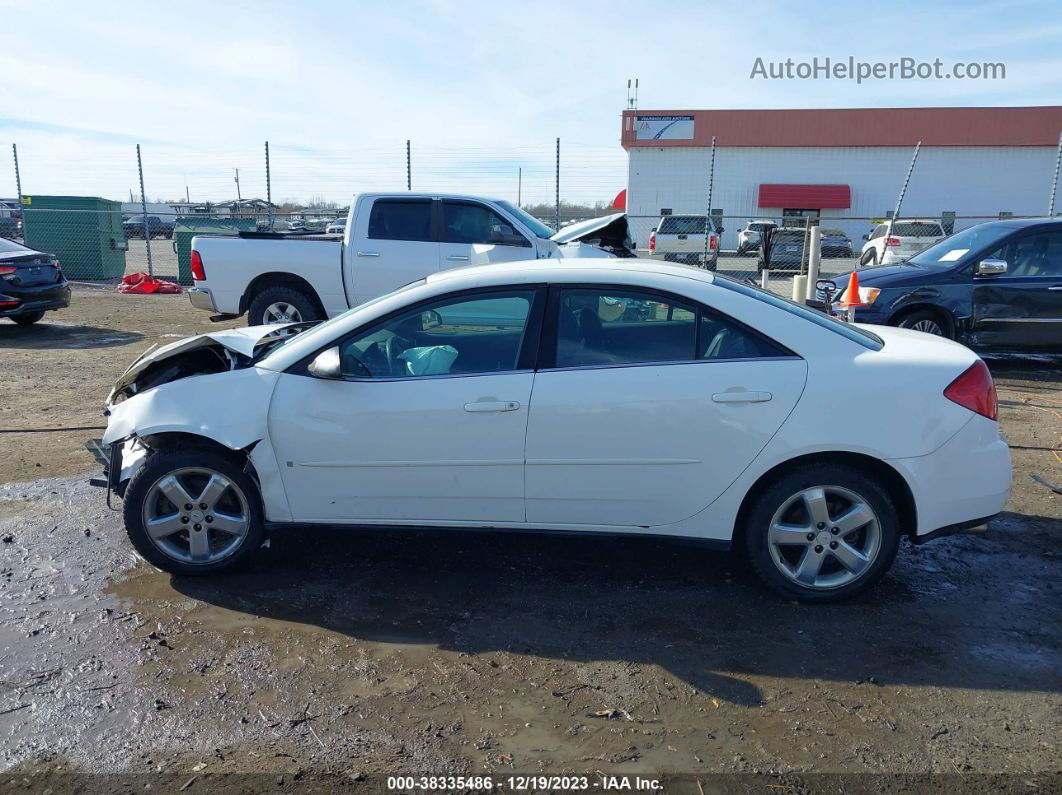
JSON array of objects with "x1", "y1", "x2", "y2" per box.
[{"x1": 427, "y1": 257, "x2": 716, "y2": 289}]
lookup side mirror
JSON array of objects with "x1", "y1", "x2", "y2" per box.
[
  {"x1": 308, "y1": 346, "x2": 342, "y2": 379},
  {"x1": 862, "y1": 233, "x2": 870, "y2": 241},
  {"x1": 489, "y1": 224, "x2": 524, "y2": 246},
  {"x1": 421, "y1": 309, "x2": 442, "y2": 330},
  {"x1": 975, "y1": 258, "x2": 1008, "y2": 277}
]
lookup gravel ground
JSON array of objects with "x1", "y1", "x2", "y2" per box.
[{"x1": 0, "y1": 288, "x2": 1059, "y2": 792}]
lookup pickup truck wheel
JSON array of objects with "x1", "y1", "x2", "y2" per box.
[
  {"x1": 123, "y1": 448, "x2": 264, "y2": 576},
  {"x1": 248, "y1": 286, "x2": 322, "y2": 326}
]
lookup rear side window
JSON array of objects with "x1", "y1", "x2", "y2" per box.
[
  {"x1": 658, "y1": 216, "x2": 708, "y2": 235},
  {"x1": 551, "y1": 288, "x2": 787, "y2": 369},
  {"x1": 368, "y1": 200, "x2": 432, "y2": 242},
  {"x1": 893, "y1": 222, "x2": 944, "y2": 237}
]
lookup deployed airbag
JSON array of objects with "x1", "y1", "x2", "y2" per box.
[{"x1": 398, "y1": 345, "x2": 458, "y2": 376}]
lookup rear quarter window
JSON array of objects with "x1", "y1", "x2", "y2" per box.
[{"x1": 714, "y1": 276, "x2": 884, "y2": 351}]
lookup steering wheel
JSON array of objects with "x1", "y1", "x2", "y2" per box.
[{"x1": 383, "y1": 334, "x2": 412, "y2": 376}]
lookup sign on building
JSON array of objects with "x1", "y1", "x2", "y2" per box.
[{"x1": 635, "y1": 115, "x2": 695, "y2": 141}]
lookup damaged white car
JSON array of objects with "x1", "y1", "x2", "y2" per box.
[{"x1": 100, "y1": 258, "x2": 1010, "y2": 602}]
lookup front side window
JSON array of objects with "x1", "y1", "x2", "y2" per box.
[
  {"x1": 1004, "y1": 231, "x2": 1062, "y2": 277},
  {"x1": 552, "y1": 288, "x2": 783, "y2": 368},
  {"x1": 338, "y1": 289, "x2": 536, "y2": 378},
  {"x1": 367, "y1": 200, "x2": 432, "y2": 242},
  {"x1": 443, "y1": 202, "x2": 530, "y2": 247}
]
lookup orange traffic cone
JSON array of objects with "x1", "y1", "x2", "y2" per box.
[{"x1": 837, "y1": 270, "x2": 865, "y2": 307}]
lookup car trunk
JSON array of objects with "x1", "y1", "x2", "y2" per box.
[{"x1": 0, "y1": 254, "x2": 61, "y2": 287}]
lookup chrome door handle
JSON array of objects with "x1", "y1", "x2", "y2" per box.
[
  {"x1": 446, "y1": 255, "x2": 470, "y2": 262},
  {"x1": 712, "y1": 391, "x2": 772, "y2": 404},
  {"x1": 356, "y1": 251, "x2": 380, "y2": 257},
  {"x1": 464, "y1": 400, "x2": 520, "y2": 413}
]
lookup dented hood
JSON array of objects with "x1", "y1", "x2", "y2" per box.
[
  {"x1": 108, "y1": 324, "x2": 296, "y2": 406},
  {"x1": 550, "y1": 212, "x2": 630, "y2": 245}
]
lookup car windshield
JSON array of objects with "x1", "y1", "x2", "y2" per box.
[
  {"x1": 659, "y1": 216, "x2": 708, "y2": 234},
  {"x1": 907, "y1": 223, "x2": 1016, "y2": 268},
  {"x1": 0, "y1": 238, "x2": 31, "y2": 254},
  {"x1": 748, "y1": 223, "x2": 774, "y2": 232},
  {"x1": 893, "y1": 222, "x2": 943, "y2": 237},
  {"x1": 822, "y1": 229, "x2": 845, "y2": 236},
  {"x1": 495, "y1": 201, "x2": 554, "y2": 239}
]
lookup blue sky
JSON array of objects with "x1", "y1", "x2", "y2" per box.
[{"x1": 2, "y1": 0, "x2": 1060, "y2": 205}]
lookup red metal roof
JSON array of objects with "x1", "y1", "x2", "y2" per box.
[
  {"x1": 758, "y1": 184, "x2": 851, "y2": 209},
  {"x1": 621, "y1": 107, "x2": 1062, "y2": 148}
]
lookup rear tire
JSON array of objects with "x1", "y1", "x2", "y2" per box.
[
  {"x1": 123, "y1": 448, "x2": 264, "y2": 576},
  {"x1": 897, "y1": 308, "x2": 950, "y2": 338},
  {"x1": 247, "y1": 285, "x2": 322, "y2": 327},
  {"x1": 12, "y1": 311, "x2": 45, "y2": 326},
  {"x1": 744, "y1": 464, "x2": 901, "y2": 602}
]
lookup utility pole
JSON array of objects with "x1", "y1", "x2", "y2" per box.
[
  {"x1": 1048, "y1": 130, "x2": 1062, "y2": 217},
  {"x1": 701, "y1": 136, "x2": 717, "y2": 267},
  {"x1": 265, "y1": 141, "x2": 273, "y2": 230},
  {"x1": 234, "y1": 168, "x2": 242, "y2": 202},
  {"x1": 555, "y1": 137, "x2": 560, "y2": 232},
  {"x1": 137, "y1": 144, "x2": 153, "y2": 278},
  {"x1": 406, "y1": 140, "x2": 412, "y2": 191},
  {"x1": 12, "y1": 144, "x2": 22, "y2": 209}
]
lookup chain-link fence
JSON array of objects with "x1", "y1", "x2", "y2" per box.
[{"x1": 2, "y1": 134, "x2": 1060, "y2": 287}]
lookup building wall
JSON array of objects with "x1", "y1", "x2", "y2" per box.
[{"x1": 626, "y1": 145, "x2": 1058, "y2": 249}]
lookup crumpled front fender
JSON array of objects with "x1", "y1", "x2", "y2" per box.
[{"x1": 103, "y1": 367, "x2": 293, "y2": 522}]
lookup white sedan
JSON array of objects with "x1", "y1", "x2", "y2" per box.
[{"x1": 101, "y1": 259, "x2": 1011, "y2": 601}]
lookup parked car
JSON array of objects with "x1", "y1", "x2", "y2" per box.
[
  {"x1": 823, "y1": 218, "x2": 1062, "y2": 351},
  {"x1": 188, "y1": 194, "x2": 636, "y2": 326},
  {"x1": 123, "y1": 214, "x2": 175, "y2": 239},
  {"x1": 758, "y1": 227, "x2": 807, "y2": 272},
  {"x1": 820, "y1": 228, "x2": 854, "y2": 258},
  {"x1": 100, "y1": 258, "x2": 1010, "y2": 602},
  {"x1": 647, "y1": 215, "x2": 719, "y2": 269},
  {"x1": 0, "y1": 237, "x2": 70, "y2": 325},
  {"x1": 325, "y1": 218, "x2": 346, "y2": 234},
  {"x1": 286, "y1": 220, "x2": 308, "y2": 233},
  {"x1": 860, "y1": 219, "x2": 946, "y2": 267},
  {"x1": 736, "y1": 219, "x2": 777, "y2": 255}
]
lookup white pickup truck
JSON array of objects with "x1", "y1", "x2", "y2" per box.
[{"x1": 188, "y1": 193, "x2": 636, "y2": 325}]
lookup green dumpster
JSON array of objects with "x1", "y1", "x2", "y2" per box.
[
  {"x1": 173, "y1": 216, "x2": 257, "y2": 285},
  {"x1": 20, "y1": 195, "x2": 127, "y2": 280}
]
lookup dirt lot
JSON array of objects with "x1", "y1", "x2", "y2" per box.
[{"x1": 0, "y1": 288, "x2": 1059, "y2": 791}]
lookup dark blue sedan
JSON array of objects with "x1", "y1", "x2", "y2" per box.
[{"x1": 824, "y1": 218, "x2": 1062, "y2": 352}]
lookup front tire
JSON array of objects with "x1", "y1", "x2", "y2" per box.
[
  {"x1": 897, "y1": 309, "x2": 950, "y2": 338},
  {"x1": 11, "y1": 311, "x2": 45, "y2": 326},
  {"x1": 123, "y1": 448, "x2": 264, "y2": 576},
  {"x1": 744, "y1": 464, "x2": 900, "y2": 602},
  {"x1": 247, "y1": 285, "x2": 322, "y2": 327}
]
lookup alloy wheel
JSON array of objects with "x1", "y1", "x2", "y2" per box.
[
  {"x1": 910, "y1": 318, "x2": 943, "y2": 335},
  {"x1": 767, "y1": 485, "x2": 882, "y2": 590},
  {"x1": 141, "y1": 467, "x2": 250, "y2": 565},
  {"x1": 264, "y1": 301, "x2": 302, "y2": 324}
]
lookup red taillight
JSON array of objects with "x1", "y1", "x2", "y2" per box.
[
  {"x1": 709, "y1": 234, "x2": 718, "y2": 250},
  {"x1": 648, "y1": 231, "x2": 656, "y2": 251},
  {"x1": 0, "y1": 299, "x2": 19, "y2": 307},
  {"x1": 885, "y1": 237, "x2": 901, "y2": 247},
  {"x1": 944, "y1": 360, "x2": 997, "y2": 421},
  {"x1": 0, "y1": 266, "x2": 16, "y2": 275},
  {"x1": 190, "y1": 250, "x2": 206, "y2": 281}
]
